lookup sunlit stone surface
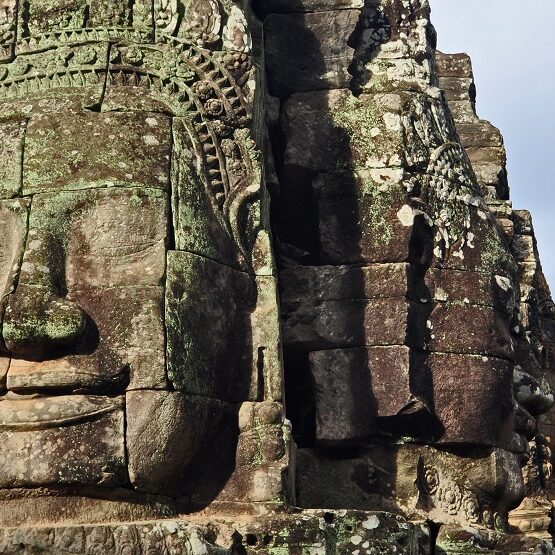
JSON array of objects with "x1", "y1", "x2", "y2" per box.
[{"x1": 0, "y1": 0, "x2": 553, "y2": 553}]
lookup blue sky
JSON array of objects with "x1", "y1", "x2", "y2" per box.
[{"x1": 431, "y1": 1, "x2": 555, "y2": 290}]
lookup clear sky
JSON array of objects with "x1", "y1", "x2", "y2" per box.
[{"x1": 430, "y1": 0, "x2": 555, "y2": 290}]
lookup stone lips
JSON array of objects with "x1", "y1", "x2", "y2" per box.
[{"x1": 0, "y1": 394, "x2": 121, "y2": 429}]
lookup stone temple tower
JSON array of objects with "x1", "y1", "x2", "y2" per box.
[{"x1": 0, "y1": 0, "x2": 553, "y2": 553}]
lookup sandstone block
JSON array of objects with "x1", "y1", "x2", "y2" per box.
[
  {"x1": 6, "y1": 285, "x2": 166, "y2": 391},
  {"x1": 424, "y1": 268, "x2": 516, "y2": 315},
  {"x1": 359, "y1": 56, "x2": 434, "y2": 92},
  {"x1": 126, "y1": 390, "x2": 237, "y2": 497},
  {"x1": 101, "y1": 84, "x2": 179, "y2": 114},
  {"x1": 236, "y1": 401, "x2": 286, "y2": 467},
  {"x1": 437, "y1": 76, "x2": 475, "y2": 103},
  {"x1": 282, "y1": 297, "x2": 426, "y2": 351},
  {"x1": 456, "y1": 122, "x2": 504, "y2": 149},
  {"x1": 309, "y1": 347, "x2": 376, "y2": 444},
  {"x1": 297, "y1": 444, "x2": 524, "y2": 525},
  {"x1": 296, "y1": 447, "x2": 391, "y2": 510},
  {"x1": 0, "y1": 118, "x2": 25, "y2": 199},
  {"x1": 171, "y1": 118, "x2": 247, "y2": 270},
  {"x1": 309, "y1": 345, "x2": 424, "y2": 443},
  {"x1": 0, "y1": 199, "x2": 30, "y2": 353},
  {"x1": 264, "y1": 10, "x2": 360, "y2": 96},
  {"x1": 24, "y1": 0, "x2": 89, "y2": 36},
  {"x1": 445, "y1": 99, "x2": 477, "y2": 123},
  {"x1": 435, "y1": 52, "x2": 473, "y2": 78},
  {"x1": 217, "y1": 462, "x2": 290, "y2": 505},
  {"x1": 15, "y1": 188, "x2": 167, "y2": 290},
  {"x1": 0, "y1": 395, "x2": 126, "y2": 487},
  {"x1": 49, "y1": 188, "x2": 165, "y2": 288},
  {"x1": 166, "y1": 251, "x2": 255, "y2": 402},
  {"x1": 251, "y1": 276, "x2": 283, "y2": 401},
  {"x1": 219, "y1": 402, "x2": 291, "y2": 504},
  {"x1": 0, "y1": 521, "x2": 224, "y2": 553},
  {"x1": 512, "y1": 235, "x2": 536, "y2": 264},
  {"x1": 24, "y1": 111, "x2": 171, "y2": 194},
  {"x1": 0, "y1": 490, "x2": 177, "y2": 529},
  {"x1": 428, "y1": 353, "x2": 514, "y2": 447},
  {"x1": 466, "y1": 145, "x2": 507, "y2": 193},
  {"x1": 280, "y1": 263, "x2": 413, "y2": 303},
  {"x1": 315, "y1": 169, "x2": 430, "y2": 264},
  {"x1": 512, "y1": 210, "x2": 534, "y2": 236},
  {"x1": 238, "y1": 510, "x2": 431, "y2": 554},
  {"x1": 259, "y1": 0, "x2": 364, "y2": 13},
  {"x1": 0, "y1": 511, "x2": 432, "y2": 554},
  {"x1": 0, "y1": 199, "x2": 29, "y2": 302},
  {"x1": 3, "y1": 190, "x2": 167, "y2": 389},
  {"x1": 0, "y1": 357, "x2": 8, "y2": 389},
  {"x1": 282, "y1": 90, "x2": 408, "y2": 172},
  {"x1": 430, "y1": 200, "x2": 516, "y2": 277},
  {"x1": 0, "y1": 87, "x2": 108, "y2": 121},
  {"x1": 465, "y1": 145, "x2": 506, "y2": 166},
  {"x1": 427, "y1": 304, "x2": 513, "y2": 360},
  {"x1": 16, "y1": 4, "x2": 151, "y2": 53}
]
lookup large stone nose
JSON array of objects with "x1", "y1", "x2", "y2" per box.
[{"x1": 2, "y1": 285, "x2": 87, "y2": 358}]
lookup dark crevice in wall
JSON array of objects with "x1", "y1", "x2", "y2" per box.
[
  {"x1": 428, "y1": 520, "x2": 442, "y2": 554},
  {"x1": 283, "y1": 350, "x2": 315, "y2": 447}
]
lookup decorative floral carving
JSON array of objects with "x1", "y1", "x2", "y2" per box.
[
  {"x1": 421, "y1": 465, "x2": 439, "y2": 495},
  {"x1": 182, "y1": 0, "x2": 221, "y2": 47},
  {"x1": 191, "y1": 80, "x2": 214, "y2": 100},
  {"x1": 204, "y1": 97, "x2": 223, "y2": 116},
  {"x1": 122, "y1": 46, "x2": 143, "y2": 65},
  {"x1": 436, "y1": 482, "x2": 462, "y2": 515},
  {"x1": 222, "y1": 5, "x2": 251, "y2": 53},
  {"x1": 426, "y1": 142, "x2": 486, "y2": 263},
  {"x1": 211, "y1": 120, "x2": 232, "y2": 138},
  {"x1": 461, "y1": 492, "x2": 480, "y2": 524},
  {"x1": 9, "y1": 56, "x2": 30, "y2": 76},
  {"x1": 175, "y1": 61, "x2": 196, "y2": 83},
  {"x1": 74, "y1": 46, "x2": 98, "y2": 65}
]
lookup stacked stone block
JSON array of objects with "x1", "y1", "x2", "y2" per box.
[{"x1": 262, "y1": 0, "x2": 552, "y2": 538}]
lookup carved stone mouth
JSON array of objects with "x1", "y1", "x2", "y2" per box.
[
  {"x1": 0, "y1": 395, "x2": 124, "y2": 430},
  {"x1": 5, "y1": 358, "x2": 130, "y2": 393}
]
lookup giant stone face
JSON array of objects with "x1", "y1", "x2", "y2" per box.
[
  {"x1": 0, "y1": 0, "x2": 553, "y2": 547},
  {"x1": 0, "y1": 0, "x2": 285, "y2": 513},
  {"x1": 0, "y1": 113, "x2": 170, "y2": 487}
]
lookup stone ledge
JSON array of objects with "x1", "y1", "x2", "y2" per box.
[{"x1": 0, "y1": 511, "x2": 432, "y2": 554}]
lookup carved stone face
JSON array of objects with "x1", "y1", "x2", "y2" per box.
[
  {"x1": 0, "y1": 0, "x2": 285, "y2": 508},
  {"x1": 0, "y1": 111, "x2": 170, "y2": 487}
]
